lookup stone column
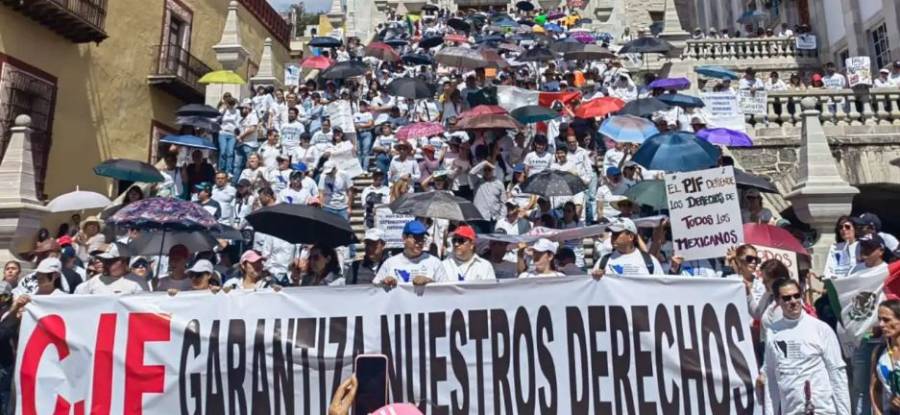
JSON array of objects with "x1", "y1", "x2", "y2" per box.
[
  {"x1": 250, "y1": 38, "x2": 281, "y2": 88},
  {"x1": 208, "y1": 1, "x2": 250, "y2": 107},
  {"x1": 784, "y1": 97, "x2": 859, "y2": 275},
  {"x1": 0, "y1": 115, "x2": 47, "y2": 265},
  {"x1": 658, "y1": 0, "x2": 690, "y2": 49},
  {"x1": 327, "y1": 0, "x2": 345, "y2": 36}
]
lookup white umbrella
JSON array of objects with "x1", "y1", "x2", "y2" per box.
[{"x1": 46, "y1": 187, "x2": 111, "y2": 213}]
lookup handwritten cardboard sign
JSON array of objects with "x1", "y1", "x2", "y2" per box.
[{"x1": 665, "y1": 166, "x2": 744, "y2": 260}]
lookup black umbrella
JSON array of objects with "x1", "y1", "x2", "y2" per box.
[
  {"x1": 176, "y1": 116, "x2": 220, "y2": 132},
  {"x1": 384, "y1": 38, "x2": 408, "y2": 48},
  {"x1": 617, "y1": 97, "x2": 672, "y2": 117},
  {"x1": 210, "y1": 224, "x2": 244, "y2": 240},
  {"x1": 127, "y1": 230, "x2": 217, "y2": 256},
  {"x1": 518, "y1": 47, "x2": 556, "y2": 62},
  {"x1": 735, "y1": 169, "x2": 779, "y2": 194},
  {"x1": 246, "y1": 204, "x2": 358, "y2": 246},
  {"x1": 564, "y1": 45, "x2": 616, "y2": 61},
  {"x1": 549, "y1": 39, "x2": 582, "y2": 53},
  {"x1": 309, "y1": 36, "x2": 342, "y2": 48},
  {"x1": 521, "y1": 170, "x2": 588, "y2": 197},
  {"x1": 419, "y1": 36, "x2": 443, "y2": 49},
  {"x1": 402, "y1": 53, "x2": 435, "y2": 66},
  {"x1": 447, "y1": 18, "x2": 471, "y2": 32},
  {"x1": 618, "y1": 37, "x2": 673, "y2": 54},
  {"x1": 175, "y1": 104, "x2": 219, "y2": 118},
  {"x1": 387, "y1": 77, "x2": 434, "y2": 100},
  {"x1": 94, "y1": 159, "x2": 164, "y2": 183},
  {"x1": 515, "y1": 1, "x2": 534, "y2": 11},
  {"x1": 388, "y1": 191, "x2": 484, "y2": 222},
  {"x1": 319, "y1": 60, "x2": 369, "y2": 80},
  {"x1": 517, "y1": 18, "x2": 534, "y2": 26},
  {"x1": 422, "y1": 3, "x2": 439, "y2": 11}
]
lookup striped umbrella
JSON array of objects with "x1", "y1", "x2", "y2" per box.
[
  {"x1": 598, "y1": 115, "x2": 659, "y2": 144},
  {"x1": 396, "y1": 122, "x2": 445, "y2": 140}
]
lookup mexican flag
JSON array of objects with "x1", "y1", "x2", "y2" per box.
[
  {"x1": 496, "y1": 86, "x2": 581, "y2": 112},
  {"x1": 826, "y1": 265, "x2": 889, "y2": 356}
]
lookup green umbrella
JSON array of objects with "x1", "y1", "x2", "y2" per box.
[
  {"x1": 624, "y1": 180, "x2": 668, "y2": 211},
  {"x1": 93, "y1": 159, "x2": 164, "y2": 183},
  {"x1": 534, "y1": 14, "x2": 547, "y2": 25}
]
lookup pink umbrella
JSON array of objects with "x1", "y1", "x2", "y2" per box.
[
  {"x1": 371, "y1": 403, "x2": 423, "y2": 415},
  {"x1": 300, "y1": 56, "x2": 333, "y2": 70},
  {"x1": 458, "y1": 105, "x2": 507, "y2": 119},
  {"x1": 396, "y1": 122, "x2": 445, "y2": 140}
]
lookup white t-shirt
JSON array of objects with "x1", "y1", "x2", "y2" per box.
[
  {"x1": 389, "y1": 157, "x2": 421, "y2": 182},
  {"x1": 823, "y1": 73, "x2": 847, "y2": 89},
  {"x1": 291, "y1": 145, "x2": 321, "y2": 169},
  {"x1": 592, "y1": 249, "x2": 664, "y2": 276},
  {"x1": 603, "y1": 148, "x2": 625, "y2": 172},
  {"x1": 439, "y1": 255, "x2": 496, "y2": 282},
  {"x1": 257, "y1": 142, "x2": 282, "y2": 170},
  {"x1": 279, "y1": 120, "x2": 306, "y2": 155},
  {"x1": 279, "y1": 186, "x2": 316, "y2": 205},
  {"x1": 74, "y1": 275, "x2": 144, "y2": 295},
  {"x1": 518, "y1": 270, "x2": 565, "y2": 278},
  {"x1": 311, "y1": 130, "x2": 333, "y2": 152},
  {"x1": 491, "y1": 260, "x2": 519, "y2": 279},
  {"x1": 524, "y1": 151, "x2": 553, "y2": 174},
  {"x1": 318, "y1": 172, "x2": 352, "y2": 210},
  {"x1": 374, "y1": 252, "x2": 448, "y2": 284},
  {"x1": 212, "y1": 184, "x2": 236, "y2": 223}
]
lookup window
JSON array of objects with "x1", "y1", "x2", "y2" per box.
[
  {"x1": 871, "y1": 23, "x2": 891, "y2": 69},
  {"x1": 0, "y1": 55, "x2": 57, "y2": 199}
]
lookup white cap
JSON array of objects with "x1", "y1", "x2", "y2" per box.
[
  {"x1": 532, "y1": 238, "x2": 559, "y2": 253},
  {"x1": 35, "y1": 257, "x2": 62, "y2": 274},
  {"x1": 323, "y1": 160, "x2": 337, "y2": 173},
  {"x1": 364, "y1": 228, "x2": 384, "y2": 242},
  {"x1": 187, "y1": 259, "x2": 214, "y2": 275},
  {"x1": 96, "y1": 243, "x2": 126, "y2": 259},
  {"x1": 606, "y1": 218, "x2": 637, "y2": 234}
]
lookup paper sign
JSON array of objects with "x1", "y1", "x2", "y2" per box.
[
  {"x1": 284, "y1": 64, "x2": 300, "y2": 87},
  {"x1": 374, "y1": 206, "x2": 415, "y2": 248},
  {"x1": 795, "y1": 34, "x2": 817, "y2": 50},
  {"x1": 665, "y1": 166, "x2": 744, "y2": 260},
  {"x1": 846, "y1": 56, "x2": 872, "y2": 87},
  {"x1": 329, "y1": 147, "x2": 363, "y2": 178},
  {"x1": 753, "y1": 244, "x2": 799, "y2": 280},
  {"x1": 737, "y1": 90, "x2": 767, "y2": 114},
  {"x1": 700, "y1": 92, "x2": 747, "y2": 133},
  {"x1": 325, "y1": 100, "x2": 356, "y2": 134}
]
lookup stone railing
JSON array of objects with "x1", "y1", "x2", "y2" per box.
[
  {"x1": 682, "y1": 37, "x2": 818, "y2": 62},
  {"x1": 744, "y1": 88, "x2": 900, "y2": 130}
]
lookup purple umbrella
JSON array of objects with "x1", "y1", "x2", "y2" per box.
[
  {"x1": 697, "y1": 128, "x2": 754, "y2": 147},
  {"x1": 572, "y1": 33, "x2": 595, "y2": 44},
  {"x1": 648, "y1": 77, "x2": 691, "y2": 90},
  {"x1": 108, "y1": 197, "x2": 218, "y2": 231}
]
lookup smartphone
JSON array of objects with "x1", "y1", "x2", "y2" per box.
[{"x1": 354, "y1": 354, "x2": 389, "y2": 415}]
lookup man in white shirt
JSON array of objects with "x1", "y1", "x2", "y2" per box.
[
  {"x1": 388, "y1": 141, "x2": 420, "y2": 183},
  {"x1": 353, "y1": 100, "x2": 376, "y2": 170},
  {"x1": 235, "y1": 100, "x2": 260, "y2": 181},
  {"x1": 875, "y1": 68, "x2": 893, "y2": 88},
  {"x1": 590, "y1": 218, "x2": 663, "y2": 278},
  {"x1": 523, "y1": 135, "x2": 553, "y2": 175},
  {"x1": 311, "y1": 118, "x2": 334, "y2": 153},
  {"x1": 212, "y1": 172, "x2": 236, "y2": 224},
  {"x1": 822, "y1": 62, "x2": 847, "y2": 90},
  {"x1": 890, "y1": 61, "x2": 900, "y2": 86},
  {"x1": 279, "y1": 171, "x2": 316, "y2": 205},
  {"x1": 438, "y1": 225, "x2": 496, "y2": 282},
  {"x1": 279, "y1": 107, "x2": 305, "y2": 156},
  {"x1": 739, "y1": 68, "x2": 765, "y2": 91},
  {"x1": 374, "y1": 220, "x2": 448, "y2": 286},
  {"x1": 252, "y1": 187, "x2": 295, "y2": 284},
  {"x1": 764, "y1": 278, "x2": 850, "y2": 415},
  {"x1": 74, "y1": 244, "x2": 144, "y2": 295},
  {"x1": 318, "y1": 160, "x2": 353, "y2": 220},
  {"x1": 361, "y1": 169, "x2": 390, "y2": 229}
]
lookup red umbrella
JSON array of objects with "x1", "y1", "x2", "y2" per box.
[
  {"x1": 455, "y1": 113, "x2": 523, "y2": 130},
  {"x1": 574, "y1": 97, "x2": 625, "y2": 119},
  {"x1": 743, "y1": 223, "x2": 808, "y2": 255},
  {"x1": 396, "y1": 122, "x2": 445, "y2": 140},
  {"x1": 300, "y1": 56, "x2": 334, "y2": 70},
  {"x1": 458, "y1": 105, "x2": 507, "y2": 119},
  {"x1": 445, "y1": 34, "x2": 468, "y2": 43},
  {"x1": 365, "y1": 42, "x2": 400, "y2": 62}
]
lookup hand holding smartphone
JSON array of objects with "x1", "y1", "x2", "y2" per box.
[{"x1": 353, "y1": 354, "x2": 389, "y2": 415}]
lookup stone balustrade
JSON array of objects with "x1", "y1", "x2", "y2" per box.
[
  {"x1": 682, "y1": 37, "x2": 818, "y2": 63},
  {"x1": 744, "y1": 88, "x2": 900, "y2": 130}
]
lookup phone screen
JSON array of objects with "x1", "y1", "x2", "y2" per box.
[{"x1": 354, "y1": 356, "x2": 388, "y2": 415}]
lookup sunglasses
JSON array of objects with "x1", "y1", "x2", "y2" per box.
[
  {"x1": 780, "y1": 293, "x2": 802, "y2": 302},
  {"x1": 451, "y1": 237, "x2": 469, "y2": 246},
  {"x1": 841, "y1": 223, "x2": 855, "y2": 230},
  {"x1": 743, "y1": 255, "x2": 760, "y2": 264}
]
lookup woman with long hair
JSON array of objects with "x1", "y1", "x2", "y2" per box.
[
  {"x1": 301, "y1": 245, "x2": 344, "y2": 286},
  {"x1": 389, "y1": 177, "x2": 411, "y2": 203},
  {"x1": 823, "y1": 215, "x2": 859, "y2": 280},
  {"x1": 872, "y1": 299, "x2": 900, "y2": 414}
]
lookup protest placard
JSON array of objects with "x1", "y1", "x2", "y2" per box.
[
  {"x1": 329, "y1": 148, "x2": 364, "y2": 178},
  {"x1": 17, "y1": 277, "x2": 758, "y2": 414},
  {"x1": 665, "y1": 166, "x2": 744, "y2": 260},
  {"x1": 284, "y1": 64, "x2": 300, "y2": 87},
  {"x1": 374, "y1": 205, "x2": 415, "y2": 248},
  {"x1": 846, "y1": 56, "x2": 872, "y2": 87},
  {"x1": 795, "y1": 33, "x2": 817, "y2": 50},
  {"x1": 737, "y1": 90, "x2": 767, "y2": 114},
  {"x1": 325, "y1": 100, "x2": 356, "y2": 134},
  {"x1": 700, "y1": 92, "x2": 747, "y2": 133},
  {"x1": 753, "y1": 244, "x2": 799, "y2": 280}
]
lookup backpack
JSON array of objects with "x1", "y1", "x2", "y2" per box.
[
  {"x1": 598, "y1": 251, "x2": 655, "y2": 275},
  {"x1": 364, "y1": 192, "x2": 385, "y2": 228}
]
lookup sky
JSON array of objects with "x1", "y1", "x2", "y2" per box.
[{"x1": 267, "y1": 0, "x2": 331, "y2": 13}]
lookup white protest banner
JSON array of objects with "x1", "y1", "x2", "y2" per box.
[
  {"x1": 284, "y1": 64, "x2": 300, "y2": 87},
  {"x1": 665, "y1": 166, "x2": 744, "y2": 260},
  {"x1": 374, "y1": 205, "x2": 414, "y2": 248},
  {"x1": 795, "y1": 33, "x2": 817, "y2": 50},
  {"x1": 737, "y1": 90, "x2": 767, "y2": 115},
  {"x1": 752, "y1": 244, "x2": 799, "y2": 280},
  {"x1": 16, "y1": 277, "x2": 758, "y2": 414},
  {"x1": 329, "y1": 148, "x2": 364, "y2": 178},
  {"x1": 325, "y1": 100, "x2": 356, "y2": 134},
  {"x1": 846, "y1": 56, "x2": 872, "y2": 87},
  {"x1": 700, "y1": 92, "x2": 747, "y2": 133}
]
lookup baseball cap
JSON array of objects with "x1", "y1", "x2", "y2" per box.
[
  {"x1": 194, "y1": 182, "x2": 212, "y2": 192},
  {"x1": 512, "y1": 163, "x2": 525, "y2": 173},
  {"x1": 35, "y1": 257, "x2": 62, "y2": 274},
  {"x1": 187, "y1": 259, "x2": 214, "y2": 275},
  {"x1": 858, "y1": 212, "x2": 882, "y2": 231},
  {"x1": 402, "y1": 220, "x2": 428, "y2": 236},
  {"x1": 532, "y1": 238, "x2": 559, "y2": 253},
  {"x1": 881, "y1": 68, "x2": 891, "y2": 74},
  {"x1": 452, "y1": 225, "x2": 476, "y2": 241},
  {"x1": 606, "y1": 166, "x2": 621, "y2": 176},
  {"x1": 606, "y1": 218, "x2": 638, "y2": 234},
  {"x1": 237, "y1": 179, "x2": 252, "y2": 188},
  {"x1": 240, "y1": 250, "x2": 265, "y2": 264},
  {"x1": 239, "y1": 98, "x2": 253, "y2": 108},
  {"x1": 291, "y1": 162, "x2": 308, "y2": 172},
  {"x1": 364, "y1": 228, "x2": 384, "y2": 242},
  {"x1": 323, "y1": 160, "x2": 337, "y2": 173},
  {"x1": 97, "y1": 243, "x2": 127, "y2": 260}
]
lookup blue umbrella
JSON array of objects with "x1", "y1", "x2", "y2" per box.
[
  {"x1": 401, "y1": 53, "x2": 435, "y2": 66},
  {"x1": 632, "y1": 131, "x2": 721, "y2": 172},
  {"x1": 160, "y1": 134, "x2": 217, "y2": 151},
  {"x1": 543, "y1": 23, "x2": 563, "y2": 32},
  {"x1": 510, "y1": 105, "x2": 560, "y2": 124},
  {"x1": 598, "y1": 115, "x2": 659, "y2": 144},
  {"x1": 475, "y1": 34, "x2": 505, "y2": 44},
  {"x1": 94, "y1": 159, "x2": 165, "y2": 183},
  {"x1": 657, "y1": 93, "x2": 705, "y2": 108},
  {"x1": 493, "y1": 17, "x2": 518, "y2": 28},
  {"x1": 695, "y1": 65, "x2": 739, "y2": 80}
]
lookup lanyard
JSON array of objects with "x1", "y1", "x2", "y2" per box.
[{"x1": 455, "y1": 258, "x2": 477, "y2": 282}]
